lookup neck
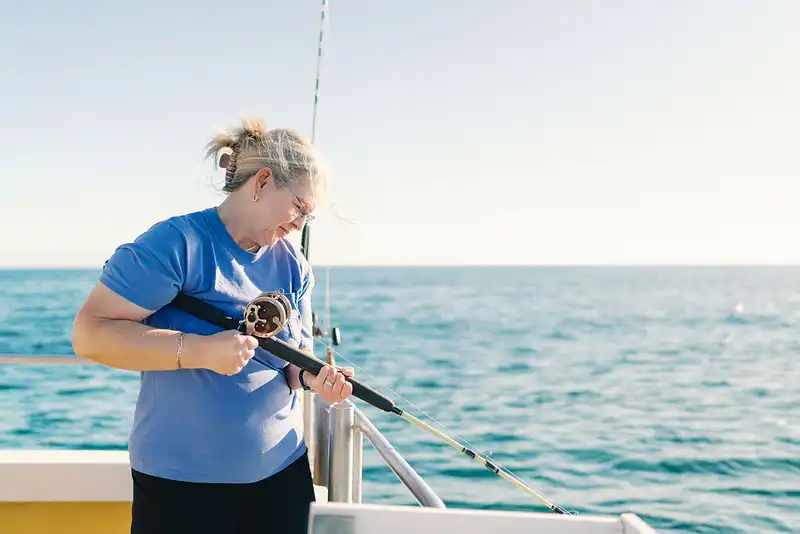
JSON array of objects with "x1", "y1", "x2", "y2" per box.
[{"x1": 216, "y1": 197, "x2": 260, "y2": 252}]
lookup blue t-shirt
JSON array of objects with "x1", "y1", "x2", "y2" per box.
[{"x1": 99, "y1": 207, "x2": 314, "y2": 483}]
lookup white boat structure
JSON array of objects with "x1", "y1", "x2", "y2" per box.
[{"x1": 0, "y1": 355, "x2": 659, "y2": 534}]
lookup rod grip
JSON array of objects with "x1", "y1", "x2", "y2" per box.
[{"x1": 259, "y1": 337, "x2": 397, "y2": 413}]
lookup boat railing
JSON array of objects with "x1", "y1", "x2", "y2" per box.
[
  {"x1": 308, "y1": 390, "x2": 445, "y2": 508},
  {"x1": 0, "y1": 355, "x2": 446, "y2": 509}
]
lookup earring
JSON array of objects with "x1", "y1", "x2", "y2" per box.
[{"x1": 253, "y1": 194, "x2": 258, "y2": 202}]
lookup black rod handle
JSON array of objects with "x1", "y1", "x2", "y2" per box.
[{"x1": 260, "y1": 337, "x2": 397, "y2": 413}]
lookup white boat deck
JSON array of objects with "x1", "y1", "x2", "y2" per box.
[{"x1": 308, "y1": 502, "x2": 658, "y2": 534}]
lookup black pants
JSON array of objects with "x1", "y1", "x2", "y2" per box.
[{"x1": 130, "y1": 452, "x2": 316, "y2": 534}]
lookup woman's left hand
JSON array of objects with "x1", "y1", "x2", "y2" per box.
[{"x1": 304, "y1": 365, "x2": 355, "y2": 403}]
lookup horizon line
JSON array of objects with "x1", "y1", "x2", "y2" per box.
[{"x1": 1, "y1": 263, "x2": 799, "y2": 271}]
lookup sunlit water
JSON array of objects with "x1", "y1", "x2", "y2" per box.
[{"x1": 1, "y1": 267, "x2": 797, "y2": 533}]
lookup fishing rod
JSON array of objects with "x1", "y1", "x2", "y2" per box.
[
  {"x1": 300, "y1": 0, "x2": 339, "y2": 348},
  {"x1": 299, "y1": 0, "x2": 326, "y2": 264},
  {"x1": 169, "y1": 291, "x2": 574, "y2": 515}
]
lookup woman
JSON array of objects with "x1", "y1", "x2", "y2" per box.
[{"x1": 72, "y1": 116, "x2": 353, "y2": 534}]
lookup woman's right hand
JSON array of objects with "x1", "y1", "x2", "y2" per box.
[{"x1": 190, "y1": 330, "x2": 259, "y2": 375}]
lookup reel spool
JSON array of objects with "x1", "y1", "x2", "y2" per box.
[{"x1": 242, "y1": 291, "x2": 292, "y2": 338}]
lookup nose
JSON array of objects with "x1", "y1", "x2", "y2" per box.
[{"x1": 289, "y1": 217, "x2": 305, "y2": 231}]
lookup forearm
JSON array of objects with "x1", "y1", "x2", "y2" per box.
[{"x1": 72, "y1": 314, "x2": 205, "y2": 372}]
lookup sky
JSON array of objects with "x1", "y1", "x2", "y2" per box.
[{"x1": 0, "y1": 0, "x2": 798, "y2": 267}]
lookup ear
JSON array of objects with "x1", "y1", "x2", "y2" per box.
[{"x1": 253, "y1": 168, "x2": 274, "y2": 193}]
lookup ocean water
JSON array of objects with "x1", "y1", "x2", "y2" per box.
[{"x1": 0, "y1": 266, "x2": 798, "y2": 533}]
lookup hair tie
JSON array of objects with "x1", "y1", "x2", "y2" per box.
[{"x1": 224, "y1": 146, "x2": 240, "y2": 183}]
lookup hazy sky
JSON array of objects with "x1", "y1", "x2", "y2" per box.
[{"x1": 1, "y1": 1, "x2": 797, "y2": 267}]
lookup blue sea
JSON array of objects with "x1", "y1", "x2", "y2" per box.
[{"x1": 0, "y1": 266, "x2": 798, "y2": 533}]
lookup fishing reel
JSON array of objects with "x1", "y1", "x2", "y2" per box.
[
  {"x1": 241, "y1": 290, "x2": 342, "y2": 346},
  {"x1": 241, "y1": 291, "x2": 292, "y2": 338}
]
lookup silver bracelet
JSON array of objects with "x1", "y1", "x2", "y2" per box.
[{"x1": 176, "y1": 332, "x2": 185, "y2": 369}]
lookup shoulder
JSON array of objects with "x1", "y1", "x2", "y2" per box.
[
  {"x1": 98, "y1": 210, "x2": 213, "y2": 310},
  {"x1": 143, "y1": 209, "x2": 210, "y2": 241},
  {"x1": 135, "y1": 217, "x2": 188, "y2": 247},
  {"x1": 125, "y1": 209, "x2": 205, "y2": 243},
  {"x1": 123, "y1": 209, "x2": 217, "y2": 254}
]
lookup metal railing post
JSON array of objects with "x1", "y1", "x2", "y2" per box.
[
  {"x1": 312, "y1": 395, "x2": 331, "y2": 487},
  {"x1": 328, "y1": 402, "x2": 354, "y2": 502},
  {"x1": 352, "y1": 425, "x2": 363, "y2": 503},
  {"x1": 302, "y1": 389, "x2": 316, "y2": 470}
]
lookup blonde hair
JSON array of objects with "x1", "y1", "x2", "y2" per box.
[{"x1": 204, "y1": 116, "x2": 328, "y2": 197}]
